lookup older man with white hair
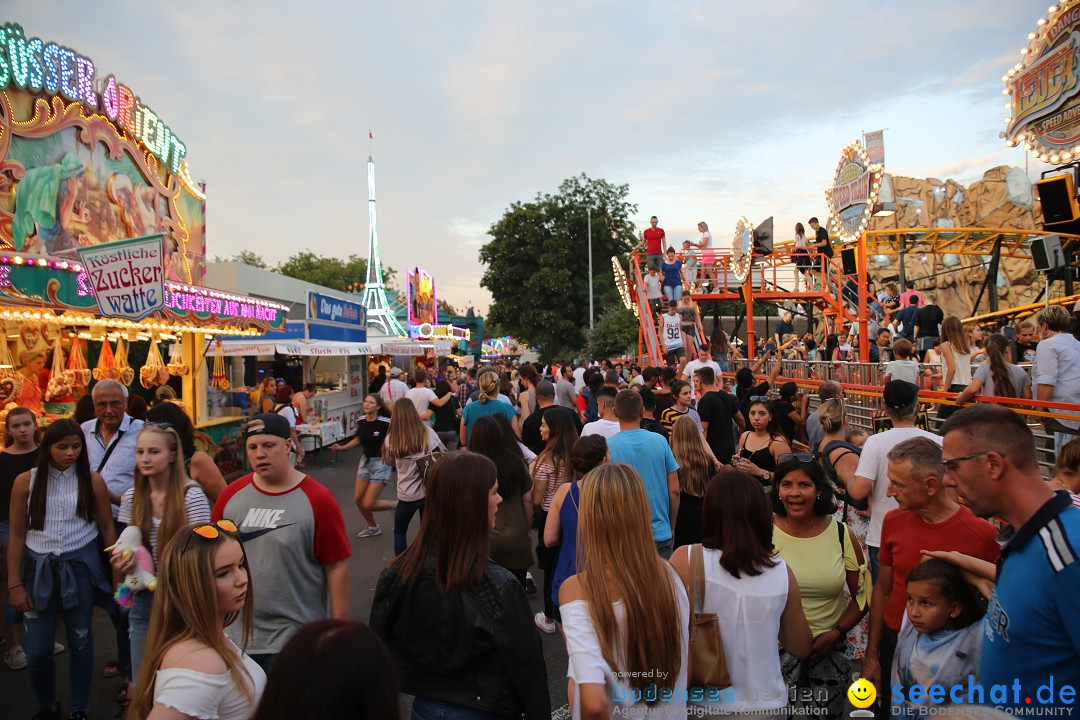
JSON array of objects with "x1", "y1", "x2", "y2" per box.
[{"x1": 80, "y1": 379, "x2": 144, "y2": 517}]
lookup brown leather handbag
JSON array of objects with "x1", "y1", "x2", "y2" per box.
[{"x1": 687, "y1": 544, "x2": 731, "y2": 689}]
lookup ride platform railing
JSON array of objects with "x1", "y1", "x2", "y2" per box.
[{"x1": 726, "y1": 357, "x2": 1079, "y2": 472}]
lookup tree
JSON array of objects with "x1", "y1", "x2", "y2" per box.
[
  {"x1": 213, "y1": 250, "x2": 269, "y2": 269},
  {"x1": 583, "y1": 305, "x2": 639, "y2": 360},
  {"x1": 275, "y1": 252, "x2": 368, "y2": 292},
  {"x1": 480, "y1": 174, "x2": 637, "y2": 359}
]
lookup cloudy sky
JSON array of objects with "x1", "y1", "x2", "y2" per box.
[{"x1": 14, "y1": 1, "x2": 1046, "y2": 313}]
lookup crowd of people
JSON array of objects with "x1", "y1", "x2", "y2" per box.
[{"x1": 2, "y1": 296, "x2": 1080, "y2": 719}]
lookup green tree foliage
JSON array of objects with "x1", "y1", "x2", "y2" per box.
[
  {"x1": 214, "y1": 251, "x2": 395, "y2": 293},
  {"x1": 480, "y1": 174, "x2": 637, "y2": 359},
  {"x1": 583, "y1": 305, "x2": 639, "y2": 360}
]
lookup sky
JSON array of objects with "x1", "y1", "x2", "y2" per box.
[{"x1": 11, "y1": 1, "x2": 1049, "y2": 315}]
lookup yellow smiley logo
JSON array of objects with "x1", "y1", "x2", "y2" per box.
[{"x1": 848, "y1": 678, "x2": 877, "y2": 709}]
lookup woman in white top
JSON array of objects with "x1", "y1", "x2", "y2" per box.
[
  {"x1": 937, "y1": 316, "x2": 973, "y2": 421},
  {"x1": 791, "y1": 222, "x2": 811, "y2": 291},
  {"x1": 130, "y1": 518, "x2": 266, "y2": 720},
  {"x1": 670, "y1": 468, "x2": 812, "y2": 717},
  {"x1": 383, "y1": 399, "x2": 445, "y2": 555},
  {"x1": 696, "y1": 221, "x2": 716, "y2": 288},
  {"x1": 6, "y1": 419, "x2": 116, "y2": 719},
  {"x1": 114, "y1": 424, "x2": 212, "y2": 688},
  {"x1": 559, "y1": 463, "x2": 690, "y2": 719}
]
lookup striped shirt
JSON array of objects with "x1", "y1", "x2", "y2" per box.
[
  {"x1": 119, "y1": 483, "x2": 212, "y2": 566},
  {"x1": 25, "y1": 466, "x2": 99, "y2": 555}
]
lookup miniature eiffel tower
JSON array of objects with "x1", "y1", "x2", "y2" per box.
[{"x1": 360, "y1": 155, "x2": 407, "y2": 336}]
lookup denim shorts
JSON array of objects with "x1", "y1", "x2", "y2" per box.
[{"x1": 358, "y1": 458, "x2": 392, "y2": 484}]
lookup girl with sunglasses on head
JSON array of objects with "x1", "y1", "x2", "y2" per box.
[
  {"x1": 733, "y1": 397, "x2": 791, "y2": 489},
  {"x1": 114, "y1": 423, "x2": 212, "y2": 689},
  {"x1": 6, "y1": 419, "x2": 116, "y2": 720},
  {"x1": 129, "y1": 520, "x2": 265, "y2": 720}
]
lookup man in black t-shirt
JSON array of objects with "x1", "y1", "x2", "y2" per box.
[
  {"x1": 808, "y1": 217, "x2": 833, "y2": 261},
  {"x1": 895, "y1": 296, "x2": 920, "y2": 340},
  {"x1": 694, "y1": 367, "x2": 743, "y2": 464},
  {"x1": 914, "y1": 302, "x2": 944, "y2": 356}
]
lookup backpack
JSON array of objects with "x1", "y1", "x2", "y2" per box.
[{"x1": 581, "y1": 388, "x2": 599, "y2": 423}]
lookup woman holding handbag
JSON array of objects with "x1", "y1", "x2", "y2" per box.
[
  {"x1": 559, "y1": 463, "x2": 689, "y2": 719},
  {"x1": 670, "y1": 469, "x2": 811, "y2": 718},
  {"x1": 382, "y1": 399, "x2": 445, "y2": 555}
]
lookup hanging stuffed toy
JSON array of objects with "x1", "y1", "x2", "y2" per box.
[{"x1": 106, "y1": 525, "x2": 157, "y2": 608}]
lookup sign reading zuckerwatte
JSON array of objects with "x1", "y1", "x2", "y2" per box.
[
  {"x1": 307, "y1": 291, "x2": 365, "y2": 326},
  {"x1": 1005, "y1": 1, "x2": 1080, "y2": 159},
  {"x1": 77, "y1": 234, "x2": 165, "y2": 321}
]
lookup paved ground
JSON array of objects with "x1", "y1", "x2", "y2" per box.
[{"x1": 2, "y1": 446, "x2": 570, "y2": 719}]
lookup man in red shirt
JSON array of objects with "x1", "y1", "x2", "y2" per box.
[
  {"x1": 861, "y1": 436, "x2": 999, "y2": 715},
  {"x1": 636, "y1": 215, "x2": 666, "y2": 272}
]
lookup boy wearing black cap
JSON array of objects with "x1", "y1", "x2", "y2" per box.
[{"x1": 211, "y1": 413, "x2": 351, "y2": 671}]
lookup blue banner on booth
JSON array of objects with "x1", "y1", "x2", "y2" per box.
[{"x1": 307, "y1": 292, "x2": 366, "y2": 327}]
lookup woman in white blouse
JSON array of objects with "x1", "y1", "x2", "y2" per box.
[
  {"x1": 130, "y1": 519, "x2": 265, "y2": 720},
  {"x1": 559, "y1": 463, "x2": 689, "y2": 719},
  {"x1": 669, "y1": 468, "x2": 812, "y2": 718},
  {"x1": 696, "y1": 221, "x2": 716, "y2": 289}
]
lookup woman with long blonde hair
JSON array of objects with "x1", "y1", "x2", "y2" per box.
[
  {"x1": 559, "y1": 463, "x2": 689, "y2": 718},
  {"x1": 670, "y1": 414, "x2": 717, "y2": 548},
  {"x1": 937, "y1": 316, "x2": 973, "y2": 420},
  {"x1": 383, "y1": 398, "x2": 445, "y2": 555},
  {"x1": 130, "y1": 520, "x2": 264, "y2": 720},
  {"x1": 115, "y1": 424, "x2": 211, "y2": 687}
]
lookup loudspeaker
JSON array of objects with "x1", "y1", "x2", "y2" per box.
[
  {"x1": 753, "y1": 217, "x2": 774, "y2": 254},
  {"x1": 840, "y1": 248, "x2": 858, "y2": 276},
  {"x1": 1035, "y1": 174, "x2": 1079, "y2": 225},
  {"x1": 1030, "y1": 233, "x2": 1065, "y2": 271}
]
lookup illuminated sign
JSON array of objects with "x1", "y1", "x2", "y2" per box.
[
  {"x1": 162, "y1": 282, "x2": 288, "y2": 329},
  {"x1": 1004, "y1": 2, "x2": 1080, "y2": 162},
  {"x1": 307, "y1": 291, "x2": 365, "y2": 326},
  {"x1": 407, "y1": 267, "x2": 438, "y2": 327},
  {"x1": 412, "y1": 323, "x2": 468, "y2": 340},
  {"x1": 825, "y1": 141, "x2": 882, "y2": 243},
  {"x1": 0, "y1": 23, "x2": 187, "y2": 173},
  {"x1": 77, "y1": 234, "x2": 165, "y2": 321}
]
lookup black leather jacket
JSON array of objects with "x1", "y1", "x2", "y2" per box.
[{"x1": 370, "y1": 557, "x2": 550, "y2": 720}]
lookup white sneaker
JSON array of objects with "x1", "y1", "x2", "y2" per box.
[
  {"x1": 53, "y1": 641, "x2": 64, "y2": 655},
  {"x1": 356, "y1": 525, "x2": 382, "y2": 538},
  {"x1": 534, "y1": 611, "x2": 557, "y2": 635},
  {"x1": 3, "y1": 644, "x2": 27, "y2": 670}
]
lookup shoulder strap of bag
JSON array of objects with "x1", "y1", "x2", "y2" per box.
[
  {"x1": 837, "y1": 520, "x2": 846, "y2": 553},
  {"x1": 691, "y1": 543, "x2": 706, "y2": 614},
  {"x1": 96, "y1": 428, "x2": 125, "y2": 474}
]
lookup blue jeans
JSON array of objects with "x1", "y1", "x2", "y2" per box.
[
  {"x1": 394, "y1": 499, "x2": 425, "y2": 555},
  {"x1": 128, "y1": 589, "x2": 154, "y2": 687},
  {"x1": 24, "y1": 559, "x2": 96, "y2": 713},
  {"x1": 655, "y1": 538, "x2": 674, "y2": 559},
  {"x1": 663, "y1": 284, "x2": 683, "y2": 302},
  {"x1": 412, "y1": 697, "x2": 515, "y2": 720}
]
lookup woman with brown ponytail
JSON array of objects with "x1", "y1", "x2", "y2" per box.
[{"x1": 954, "y1": 332, "x2": 1032, "y2": 405}]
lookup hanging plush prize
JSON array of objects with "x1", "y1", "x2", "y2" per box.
[
  {"x1": 93, "y1": 338, "x2": 118, "y2": 381},
  {"x1": 46, "y1": 336, "x2": 71, "y2": 400},
  {"x1": 209, "y1": 340, "x2": 229, "y2": 390}
]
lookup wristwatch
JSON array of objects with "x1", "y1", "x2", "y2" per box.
[{"x1": 761, "y1": 470, "x2": 772, "y2": 482}]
